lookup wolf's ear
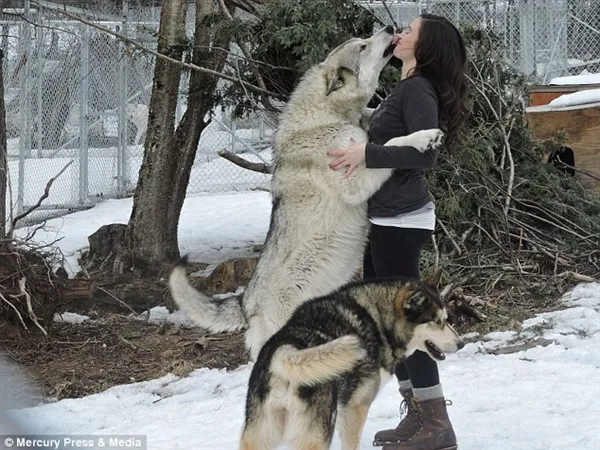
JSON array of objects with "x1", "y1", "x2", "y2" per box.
[
  {"x1": 423, "y1": 267, "x2": 442, "y2": 289},
  {"x1": 325, "y1": 68, "x2": 345, "y2": 96},
  {"x1": 402, "y1": 292, "x2": 427, "y2": 314},
  {"x1": 394, "y1": 288, "x2": 420, "y2": 314}
]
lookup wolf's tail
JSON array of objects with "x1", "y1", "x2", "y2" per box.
[
  {"x1": 168, "y1": 258, "x2": 247, "y2": 333},
  {"x1": 271, "y1": 336, "x2": 366, "y2": 386}
]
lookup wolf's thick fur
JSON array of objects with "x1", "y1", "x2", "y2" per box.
[
  {"x1": 240, "y1": 269, "x2": 464, "y2": 450},
  {"x1": 271, "y1": 335, "x2": 367, "y2": 386},
  {"x1": 169, "y1": 26, "x2": 444, "y2": 360}
]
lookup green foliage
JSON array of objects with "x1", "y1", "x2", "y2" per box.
[
  {"x1": 211, "y1": 0, "x2": 376, "y2": 117},
  {"x1": 422, "y1": 22, "x2": 600, "y2": 291}
]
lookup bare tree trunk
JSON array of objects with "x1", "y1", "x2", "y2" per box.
[
  {"x1": 126, "y1": 0, "x2": 188, "y2": 267},
  {"x1": 166, "y1": 0, "x2": 232, "y2": 245},
  {"x1": 85, "y1": 0, "x2": 234, "y2": 274},
  {"x1": 0, "y1": 49, "x2": 7, "y2": 240}
]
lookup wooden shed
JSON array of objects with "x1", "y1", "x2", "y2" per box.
[{"x1": 525, "y1": 84, "x2": 600, "y2": 193}]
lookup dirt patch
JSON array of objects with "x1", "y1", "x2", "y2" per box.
[
  {"x1": 1, "y1": 315, "x2": 248, "y2": 400},
  {"x1": 0, "y1": 257, "x2": 259, "y2": 401}
]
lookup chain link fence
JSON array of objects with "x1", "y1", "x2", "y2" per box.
[
  {"x1": 2, "y1": 1, "x2": 598, "y2": 220},
  {"x1": 2, "y1": 0, "x2": 272, "y2": 221},
  {"x1": 364, "y1": 0, "x2": 600, "y2": 82}
]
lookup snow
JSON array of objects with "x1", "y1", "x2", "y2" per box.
[
  {"x1": 526, "y1": 101, "x2": 600, "y2": 113},
  {"x1": 53, "y1": 312, "x2": 89, "y2": 324},
  {"x1": 133, "y1": 306, "x2": 195, "y2": 327},
  {"x1": 6, "y1": 193, "x2": 600, "y2": 449},
  {"x1": 14, "y1": 191, "x2": 272, "y2": 276},
  {"x1": 550, "y1": 73, "x2": 600, "y2": 86},
  {"x1": 548, "y1": 88, "x2": 600, "y2": 109}
]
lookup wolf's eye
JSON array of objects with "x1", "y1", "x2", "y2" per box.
[{"x1": 359, "y1": 44, "x2": 367, "y2": 52}]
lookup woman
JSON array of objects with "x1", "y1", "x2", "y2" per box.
[{"x1": 329, "y1": 14, "x2": 469, "y2": 450}]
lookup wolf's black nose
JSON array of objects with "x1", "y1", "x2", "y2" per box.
[
  {"x1": 384, "y1": 25, "x2": 394, "y2": 34},
  {"x1": 457, "y1": 341, "x2": 465, "y2": 350}
]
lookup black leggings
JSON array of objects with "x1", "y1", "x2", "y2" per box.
[{"x1": 363, "y1": 224, "x2": 440, "y2": 388}]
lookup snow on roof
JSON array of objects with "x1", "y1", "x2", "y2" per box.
[
  {"x1": 549, "y1": 73, "x2": 600, "y2": 86},
  {"x1": 526, "y1": 100, "x2": 600, "y2": 113},
  {"x1": 547, "y1": 88, "x2": 600, "y2": 108}
]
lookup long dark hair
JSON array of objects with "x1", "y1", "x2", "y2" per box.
[{"x1": 412, "y1": 14, "x2": 469, "y2": 154}]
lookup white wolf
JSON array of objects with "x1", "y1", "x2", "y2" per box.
[
  {"x1": 126, "y1": 103, "x2": 149, "y2": 145},
  {"x1": 169, "y1": 26, "x2": 444, "y2": 360}
]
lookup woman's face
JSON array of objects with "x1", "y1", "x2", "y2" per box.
[{"x1": 393, "y1": 17, "x2": 422, "y2": 61}]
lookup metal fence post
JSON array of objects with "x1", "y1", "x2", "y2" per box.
[
  {"x1": 543, "y1": 14, "x2": 567, "y2": 84},
  {"x1": 259, "y1": 115, "x2": 265, "y2": 141},
  {"x1": 117, "y1": 1, "x2": 130, "y2": 197},
  {"x1": 79, "y1": 22, "x2": 89, "y2": 205},
  {"x1": 231, "y1": 120, "x2": 236, "y2": 154},
  {"x1": 36, "y1": 21, "x2": 43, "y2": 158},
  {"x1": 455, "y1": 0, "x2": 460, "y2": 23},
  {"x1": 17, "y1": 0, "x2": 32, "y2": 215},
  {"x1": 519, "y1": 0, "x2": 536, "y2": 76}
]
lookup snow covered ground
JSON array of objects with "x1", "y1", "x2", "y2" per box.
[
  {"x1": 14, "y1": 191, "x2": 272, "y2": 276},
  {"x1": 6, "y1": 192, "x2": 600, "y2": 450}
]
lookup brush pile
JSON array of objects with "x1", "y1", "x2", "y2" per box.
[
  {"x1": 415, "y1": 25, "x2": 600, "y2": 332},
  {"x1": 0, "y1": 239, "x2": 65, "y2": 336}
]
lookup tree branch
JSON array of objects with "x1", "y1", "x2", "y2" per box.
[
  {"x1": 554, "y1": 160, "x2": 600, "y2": 182},
  {"x1": 9, "y1": 160, "x2": 74, "y2": 234},
  {"x1": 218, "y1": 149, "x2": 272, "y2": 174},
  {"x1": 216, "y1": 0, "x2": 279, "y2": 113}
]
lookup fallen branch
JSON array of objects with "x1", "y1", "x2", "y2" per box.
[
  {"x1": 218, "y1": 149, "x2": 272, "y2": 174},
  {"x1": 440, "y1": 273, "x2": 478, "y2": 298},
  {"x1": 437, "y1": 219, "x2": 462, "y2": 255},
  {"x1": 554, "y1": 160, "x2": 600, "y2": 182},
  {"x1": 117, "y1": 333, "x2": 138, "y2": 351},
  {"x1": 555, "y1": 271, "x2": 597, "y2": 283},
  {"x1": 456, "y1": 298, "x2": 488, "y2": 322},
  {"x1": 431, "y1": 233, "x2": 440, "y2": 268},
  {"x1": 0, "y1": 291, "x2": 28, "y2": 330},
  {"x1": 98, "y1": 287, "x2": 138, "y2": 316},
  {"x1": 10, "y1": 277, "x2": 48, "y2": 336}
]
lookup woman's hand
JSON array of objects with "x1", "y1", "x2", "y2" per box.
[{"x1": 328, "y1": 139, "x2": 366, "y2": 178}]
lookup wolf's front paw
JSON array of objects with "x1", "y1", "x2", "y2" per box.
[{"x1": 408, "y1": 128, "x2": 445, "y2": 153}]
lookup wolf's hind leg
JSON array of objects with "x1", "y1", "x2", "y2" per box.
[
  {"x1": 337, "y1": 402, "x2": 370, "y2": 450},
  {"x1": 338, "y1": 377, "x2": 379, "y2": 450},
  {"x1": 286, "y1": 387, "x2": 336, "y2": 450},
  {"x1": 239, "y1": 408, "x2": 285, "y2": 450}
]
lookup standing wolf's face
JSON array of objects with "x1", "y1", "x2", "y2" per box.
[
  {"x1": 395, "y1": 269, "x2": 465, "y2": 361},
  {"x1": 321, "y1": 25, "x2": 397, "y2": 96}
]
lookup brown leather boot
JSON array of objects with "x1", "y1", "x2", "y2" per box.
[
  {"x1": 380, "y1": 397, "x2": 458, "y2": 450},
  {"x1": 373, "y1": 389, "x2": 421, "y2": 446}
]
